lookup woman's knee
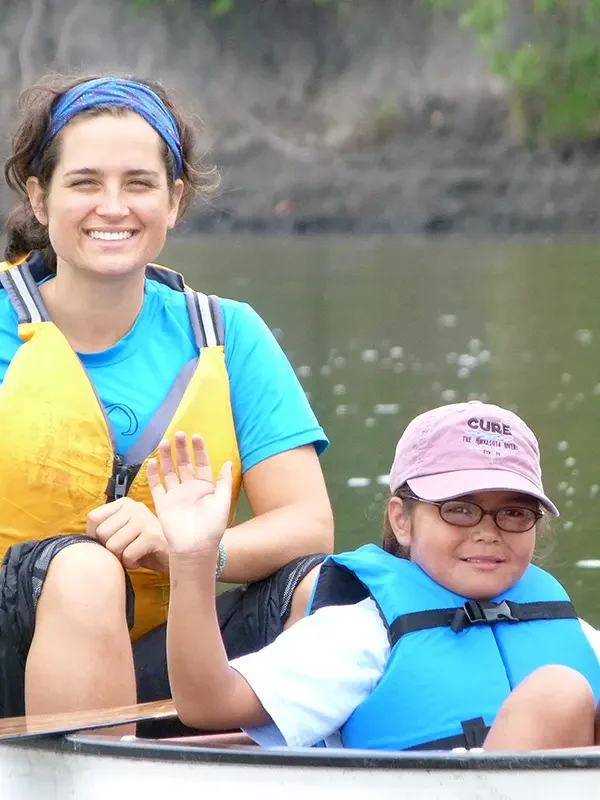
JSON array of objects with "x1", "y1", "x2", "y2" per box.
[{"x1": 37, "y1": 542, "x2": 127, "y2": 626}]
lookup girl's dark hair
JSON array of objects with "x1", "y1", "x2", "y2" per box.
[
  {"x1": 381, "y1": 484, "x2": 415, "y2": 560},
  {"x1": 4, "y1": 73, "x2": 217, "y2": 267},
  {"x1": 381, "y1": 484, "x2": 554, "y2": 562}
]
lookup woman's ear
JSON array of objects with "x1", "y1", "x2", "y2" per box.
[
  {"x1": 387, "y1": 496, "x2": 412, "y2": 550},
  {"x1": 26, "y1": 177, "x2": 48, "y2": 226},
  {"x1": 167, "y1": 178, "x2": 185, "y2": 228}
]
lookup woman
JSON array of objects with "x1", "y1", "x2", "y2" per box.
[
  {"x1": 0, "y1": 74, "x2": 333, "y2": 729},
  {"x1": 152, "y1": 402, "x2": 600, "y2": 751}
]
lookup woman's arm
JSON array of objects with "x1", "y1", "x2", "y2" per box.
[
  {"x1": 220, "y1": 299, "x2": 333, "y2": 583},
  {"x1": 218, "y1": 444, "x2": 334, "y2": 583}
]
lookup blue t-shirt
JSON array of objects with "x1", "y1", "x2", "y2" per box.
[{"x1": 0, "y1": 277, "x2": 328, "y2": 472}]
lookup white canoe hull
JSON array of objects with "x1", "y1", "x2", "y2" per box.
[{"x1": 3, "y1": 735, "x2": 600, "y2": 799}]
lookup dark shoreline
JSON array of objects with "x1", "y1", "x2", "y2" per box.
[
  {"x1": 4, "y1": 97, "x2": 600, "y2": 241},
  {"x1": 178, "y1": 96, "x2": 600, "y2": 239}
]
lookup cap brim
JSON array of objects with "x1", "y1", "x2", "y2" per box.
[{"x1": 407, "y1": 469, "x2": 559, "y2": 517}]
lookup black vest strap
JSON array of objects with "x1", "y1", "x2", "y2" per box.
[
  {"x1": 404, "y1": 717, "x2": 490, "y2": 752},
  {"x1": 309, "y1": 561, "x2": 369, "y2": 613},
  {"x1": 389, "y1": 599, "x2": 577, "y2": 647}
]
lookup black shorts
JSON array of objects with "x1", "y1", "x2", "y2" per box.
[{"x1": 0, "y1": 534, "x2": 325, "y2": 734}]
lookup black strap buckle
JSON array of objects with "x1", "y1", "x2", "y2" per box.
[
  {"x1": 461, "y1": 717, "x2": 489, "y2": 749},
  {"x1": 466, "y1": 599, "x2": 516, "y2": 624},
  {"x1": 106, "y1": 462, "x2": 141, "y2": 501},
  {"x1": 452, "y1": 600, "x2": 517, "y2": 633}
]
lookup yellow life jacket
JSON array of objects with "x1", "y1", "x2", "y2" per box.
[{"x1": 0, "y1": 253, "x2": 242, "y2": 640}]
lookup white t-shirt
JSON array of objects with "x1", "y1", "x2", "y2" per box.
[{"x1": 230, "y1": 599, "x2": 600, "y2": 749}]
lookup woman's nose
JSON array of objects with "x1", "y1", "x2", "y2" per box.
[{"x1": 96, "y1": 189, "x2": 128, "y2": 217}]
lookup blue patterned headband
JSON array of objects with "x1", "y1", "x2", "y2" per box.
[{"x1": 37, "y1": 78, "x2": 183, "y2": 177}]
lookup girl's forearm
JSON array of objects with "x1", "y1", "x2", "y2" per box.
[{"x1": 167, "y1": 548, "x2": 268, "y2": 730}]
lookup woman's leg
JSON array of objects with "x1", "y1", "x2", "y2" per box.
[
  {"x1": 484, "y1": 665, "x2": 595, "y2": 751},
  {"x1": 25, "y1": 542, "x2": 136, "y2": 736}
]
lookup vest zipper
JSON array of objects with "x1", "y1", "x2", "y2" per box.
[{"x1": 106, "y1": 455, "x2": 141, "y2": 502}]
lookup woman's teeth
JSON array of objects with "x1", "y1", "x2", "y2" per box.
[{"x1": 88, "y1": 231, "x2": 133, "y2": 240}]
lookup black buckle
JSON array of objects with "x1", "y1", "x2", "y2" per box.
[
  {"x1": 452, "y1": 600, "x2": 517, "y2": 633},
  {"x1": 464, "y1": 599, "x2": 516, "y2": 624}
]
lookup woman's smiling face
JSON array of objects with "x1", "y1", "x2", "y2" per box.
[{"x1": 27, "y1": 111, "x2": 183, "y2": 280}]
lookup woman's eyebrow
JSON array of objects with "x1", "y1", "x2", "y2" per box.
[{"x1": 62, "y1": 168, "x2": 160, "y2": 178}]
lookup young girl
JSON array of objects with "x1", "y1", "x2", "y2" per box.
[{"x1": 149, "y1": 401, "x2": 600, "y2": 751}]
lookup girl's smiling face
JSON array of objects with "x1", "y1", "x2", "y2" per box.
[
  {"x1": 388, "y1": 490, "x2": 538, "y2": 599},
  {"x1": 26, "y1": 111, "x2": 183, "y2": 281}
]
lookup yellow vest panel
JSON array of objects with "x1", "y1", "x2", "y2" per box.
[{"x1": 0, "y1": 257, "x2": 242, "y2": 640}]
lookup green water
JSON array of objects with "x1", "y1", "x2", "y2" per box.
[{"x1": 165, "y1": 235, "x2": 600, "y2": 625}]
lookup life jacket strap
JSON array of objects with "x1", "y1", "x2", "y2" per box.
[
  {"x1": 0, "y1": 256, "x2": 225, "y2": 351},
  {"x1": 389, "y1": 599, "x2": 577, "y2": 646},
  {"x1": 309, "y1": 561, "x2": 370, "y2": 614},
  {"x1": 184, "y1": 289, "x2": 224, "y2": 349},
  {"x1": 404, "y1": 717, "x2": 490, "y2": 751},
  {"x1": 0, "y1": 257, "x2": 50, "y2": 324}
]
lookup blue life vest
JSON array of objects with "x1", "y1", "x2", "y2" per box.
[{"x1": 309, "y1": 544, "x2": 600, "y2": 751}]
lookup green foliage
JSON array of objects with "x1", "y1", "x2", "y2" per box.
[
  {"x1": 210, "y1": 0, "x2": 235, "y2": 16},
  {"x1": 429, "y1": 0, "x2": 600, "y2": 142}
]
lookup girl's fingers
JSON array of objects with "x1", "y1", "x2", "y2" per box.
[
  {"x1": 174, "y1": 431, "x2": 196, "y2": 481},
  {"x1": 191, "y1": 433, "x2": 214, "y2": 484},
  {"x1": 147, "y1": 458, "x2": 164, "y2": 496},
  {"x1": 151, "y1": 434, "x2": 221, "y2": 496},
  {"x1": 213, "y1": 461, "x2": 233, "y2": 517},
  {"x1": 157, "y1": 439, "x2": 179, "y2": 489}
]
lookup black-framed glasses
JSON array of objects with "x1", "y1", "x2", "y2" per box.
[{"x1": 401, "y1": 495, "x2": 543, "y2": 533}]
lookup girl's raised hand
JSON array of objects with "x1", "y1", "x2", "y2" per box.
[{"x1": 147, "y1": 431, "x2": 232, "y2": 554}]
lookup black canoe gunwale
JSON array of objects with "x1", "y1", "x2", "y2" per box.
[{"x1": 5, "y1": 733, "x2": 600, "y2": 772}]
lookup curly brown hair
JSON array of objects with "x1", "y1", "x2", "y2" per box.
[{"x1": 3, "y1": 73, "x2": 218, "y2": 267}]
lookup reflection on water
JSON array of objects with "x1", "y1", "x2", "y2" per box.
[{"x1": 165, "y1": 235, "x2": 600, "y2": 624}]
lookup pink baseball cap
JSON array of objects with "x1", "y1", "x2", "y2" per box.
[{"x1": 389, "y1": 401, "x2": 559, "y2": 516}]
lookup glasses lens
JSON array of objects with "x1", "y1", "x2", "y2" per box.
[
  {"x1": 440, "y1": 501, "x2": 481, "y2": 527},
  {"x1": 496, "y1": 507, "x2": 537, "y2": 532}
]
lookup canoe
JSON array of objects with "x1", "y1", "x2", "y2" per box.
[{"x1": 3, "y1": 733, "x2": 600, "y2": 799}]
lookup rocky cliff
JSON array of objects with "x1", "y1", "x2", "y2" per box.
[{"x1": 2, "y1": 0, "x2": 599, "y2": 236}]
